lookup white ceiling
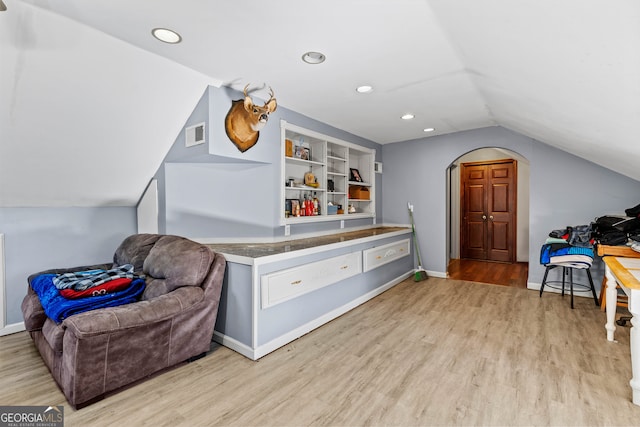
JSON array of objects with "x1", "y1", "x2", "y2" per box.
[{"x1": 2, "y1": 0, "x2": 639, "y2": 207}]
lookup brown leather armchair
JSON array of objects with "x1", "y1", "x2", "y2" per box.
[{"x1": 21, "y1": 234, "x2": 226, "y2": 408}]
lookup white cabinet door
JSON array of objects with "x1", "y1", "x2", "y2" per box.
[
  {"x1": 261, "y1": 252, "x2": 362, "y2": 308},
  {"x1": 363, "y1": 239, "x2": 411, "y2": 272}
]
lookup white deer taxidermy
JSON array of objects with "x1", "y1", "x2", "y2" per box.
[{"x1": 224, "y1": 84, "x2": 277, "y2": 152}]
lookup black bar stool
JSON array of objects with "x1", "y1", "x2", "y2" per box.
[{"x1": 539, "y1": 263, "x2": 598, "y2": 309}]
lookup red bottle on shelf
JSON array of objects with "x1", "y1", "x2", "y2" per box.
[{"x1": 305, "y1": 194, "x2": 313, "y2": 216}]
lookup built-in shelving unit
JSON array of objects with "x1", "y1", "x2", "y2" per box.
[{"x1": 280, "y1": 120, "x2": 375, "y2": 225}]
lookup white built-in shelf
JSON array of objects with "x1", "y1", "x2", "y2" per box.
[{"x1": 281, "y1": 120, "x2": 375, "y2": 225}]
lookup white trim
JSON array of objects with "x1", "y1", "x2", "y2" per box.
[
  {"x1": 0, "y1": 234, "x2": 4, "y2": 330},
  {"x1": 280, "y1": 120, "x2": 287, "y2": 228},
  {"x1": 427, "y1": 270, "x2": 447, "y2": 279},
  {"x1": 0, "y1": 322, "x2": 25, "y2": 337},
  {"x1": 252, "y1": 264, "x2": 259, "y2": 350},
  {"x1": 527, "y1": 281, "x2": 541, "y2": 291},
  {"x1": 281, "y1": 120, "x2": 377, "y2": 153},
  {"x1": 212, "y1": 331, "x2": 256, "y2": 360},
  {"x1": 137, "y1": 179, "x2": 159, "y2": 234},
  {"x1": 283, "y1": 213, "x2": 375, "y2": 226},
  {"x1": 214, "y1": 270, "x2": 413, "y2": 361},
  {"x1": 217, "y1": 253, "x2": 256, "y2": 265}
]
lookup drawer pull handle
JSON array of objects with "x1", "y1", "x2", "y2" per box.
[
  {"x1": 376, "y1": 255, "x2": 382, "y2": 259},
  {"x1": 341, "y1": 265, "x2": 349, "y2": 270},
  {"x1": 291, "y1": 280, "x2": 302, "y2": 285}
]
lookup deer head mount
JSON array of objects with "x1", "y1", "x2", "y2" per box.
[{"x1": 224, "y1": 84, "x2": 277, "y2": 153}]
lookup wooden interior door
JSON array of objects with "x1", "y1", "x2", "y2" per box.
[{"x1": 460, "y1": 159, "x2": 517, "y2": 263}]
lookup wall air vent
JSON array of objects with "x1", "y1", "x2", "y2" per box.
[{"x1": 185, "y1": 122, "x2": 206, "y2": 147}]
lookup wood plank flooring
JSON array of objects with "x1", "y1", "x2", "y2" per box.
[
  {"x1": 2, "y1": 276, "x2": 639, "y2": 426},
  {"x1": 448, "y1": 258, "x2": 529, "y2": 288}
]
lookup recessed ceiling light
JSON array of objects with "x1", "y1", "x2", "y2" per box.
[
  {"x1": 302, "y1": 51, "x2": 326, "y2": 64},
  {"x1": 356, "y1": 85, "x2": 373, "y2": 93},
  {"x1": 423, "y1": 127, "x2": 435, "y2": 132},
  {"x1": 401, "y1": 114, "x2": 415, "y2": 120},
  {"x1": 152, "y1": 28, "x2": 182, "y2": 44}
]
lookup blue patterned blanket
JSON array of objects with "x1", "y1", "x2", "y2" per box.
[
  {"x1": 53, "y1": 264, "x2": 136, "y2": 290},
  {"x1": 31, "y1": 274, "x2": 145, "y2": 323}
]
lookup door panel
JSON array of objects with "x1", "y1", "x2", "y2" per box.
[
  {"x1": 461, "y1": 165, "x2": 489, "y2": 260},
  {"x1": 465, "y1": 220, "x2": 487, "y2": 260},
  {"x1": 469, "y1": 185, "x2": 485, "y2": 213},
  {"x1": 491, "y1": 184, "x2": 508, "y2": 212},
  {"x1": 461, "y1": 159, "x2": 517, "y2": 263},
  {"x1": 491, "y1": 221, "x2": 509, "y2": 249}
]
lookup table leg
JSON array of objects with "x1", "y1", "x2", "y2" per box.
[
  {"x1": 605, "y1": 265, "x2": 618, "y2": 341},
  {"x1": 629, "y1": 289, "x2": 640, "y2": 405}
]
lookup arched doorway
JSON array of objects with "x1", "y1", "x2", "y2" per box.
[{"x1": 446, "y1": 147, "x2": 530, "y2": 287}]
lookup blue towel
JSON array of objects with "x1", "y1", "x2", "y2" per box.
[
  {"x1": 31, "y1": 274, "x2": 145, "y2": 323},
  {"x1": 549, "y1": 246, "x2": 594, "y2": 258},
  {"x1": 540, "y1": 244, "x2": 594, "y2": 265}
]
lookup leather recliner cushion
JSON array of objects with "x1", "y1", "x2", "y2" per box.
[
  {"x1": 42, "y1": 318, "x2": 66, "y2": 353},
  {"x1": 21, "y1": 291, "x2": 47, "y2": 331},
  {"x1": 141, "y1": 235, "x2": 214, "y2": 301},
  {"x1": 113, "y1": 234, "x2": 163, "y2": 272}
]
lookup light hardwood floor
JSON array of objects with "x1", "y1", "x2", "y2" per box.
[{"x1": 2, "y1": 277, "x2": 639, "y2": 426}]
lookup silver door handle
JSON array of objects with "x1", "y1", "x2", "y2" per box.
[
  {"x1": 489, "y1": 215, "x2": 494, "y2": 220},
  {"x1": 482, "y1": 215, "x2": 487, "y2": 220}
]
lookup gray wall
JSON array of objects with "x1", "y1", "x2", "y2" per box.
[
  {"x1": 0, "y1": 207, "x2": 136, "y2": 325},
  {"x1": 157, "y1": 85, "x2": 383, "y2": 239},
  {"x1": 382, "y1": 126, "x2": 640, "y2": 285}
]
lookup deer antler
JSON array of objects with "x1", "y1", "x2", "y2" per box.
[{"x1": 243, "y1": 84, "x2": 251, "y2": 98}]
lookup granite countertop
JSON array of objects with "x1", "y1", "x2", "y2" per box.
[{"x1": 207, "y1": 226, "x2": 411, "y2": 258}]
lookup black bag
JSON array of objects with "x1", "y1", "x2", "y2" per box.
[
  {"x1": 598, "y1": 231, "x2": 628, "y2": 246},
  {"x1": 593, "y1": 216, "x2": 640, "y2": 235},
  {"x1": 626, "y1": 203, "x2": 640, "y2": 217}
]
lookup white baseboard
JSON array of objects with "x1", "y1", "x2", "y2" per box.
[
  {"x1": 214, "y1": 270, "x2": 413, "y2": 361},
  {"x1": 425, "y1": 269, "x2": 447, "y2": 279},
  {"x1": 0, "y1": 322, "x2": 25, "y2": 337},
  {"x1": 212, "y1": 331, "x2": 256, "y2": 360}
]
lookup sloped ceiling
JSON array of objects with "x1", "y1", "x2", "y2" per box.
[{"x1": 1, "y1": 0, "x2": 639, "y2": 207}]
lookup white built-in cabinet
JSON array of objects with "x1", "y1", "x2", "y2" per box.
[
  {"x1": 280, "y1": 120, "x2": 375, "y2": 225},
  {"x1": 211, "y1": 229, "x2": 413, "y2": 360},
  {"x1": 260, "y1": 251, "x2": 362, "y2": 309}
]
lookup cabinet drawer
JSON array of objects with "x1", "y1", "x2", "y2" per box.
[
  {"x1": 363, "y1": 238, "x2": 410, "y2": 272},
  {"x1": 261, "y1": 252, "x2": 362, "y2": 309}
]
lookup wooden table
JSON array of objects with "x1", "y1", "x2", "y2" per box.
[
  {"x1": 597, "y1": 244, "x2": 640, "y2": 309},
  {"x1": 604, "y1": 256, "x2": 640, "y2": 405},
  {"x1": 597, "y1": 244, "x2": 640, "y2": 258}
]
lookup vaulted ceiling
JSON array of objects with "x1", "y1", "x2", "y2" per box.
[{"x1": 2, "y1": 0, "x2": 639, "y2": 207}]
